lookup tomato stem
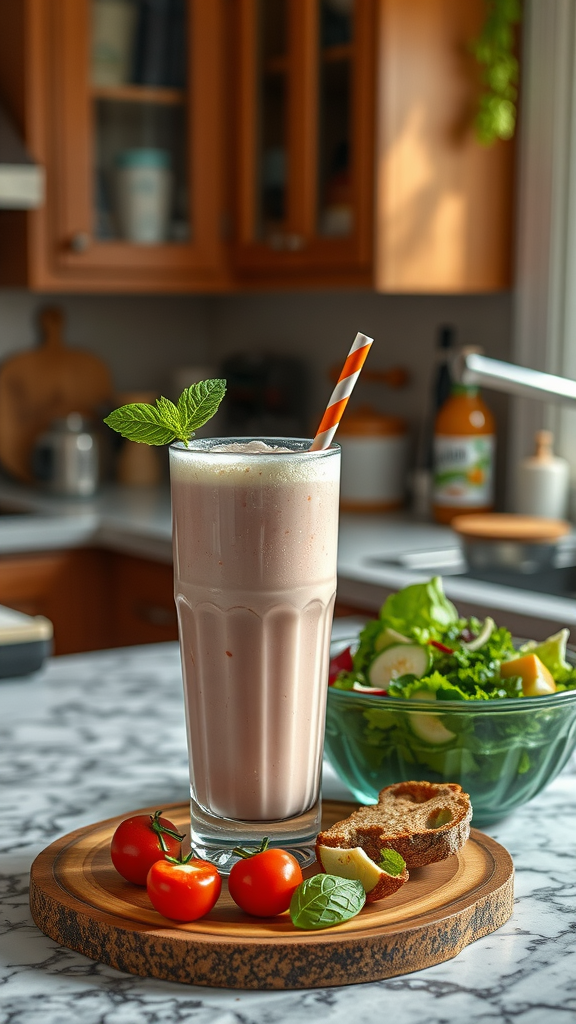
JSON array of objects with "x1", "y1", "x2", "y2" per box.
[
  {"x1": 232, "y1": 836, "x2": 270, "y2": 860},
  {"x1": 149, "y1": 810, "x2": 186, "y2": 853},
  {"x1": 165, "y1": 849, "x2": 197, "y2": 865}
]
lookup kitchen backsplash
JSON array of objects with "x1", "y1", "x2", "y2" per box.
[{"x1": 0, "y1": 287, "x2": 513, "y2": 502}]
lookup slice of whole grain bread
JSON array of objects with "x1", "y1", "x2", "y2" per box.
[{"x1": 317, "y1": 781, "x2": 472, "y2": 869}]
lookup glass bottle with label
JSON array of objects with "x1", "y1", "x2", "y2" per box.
[{"x1": 432, "y1": 384, "x2": 495, "y2": 524}]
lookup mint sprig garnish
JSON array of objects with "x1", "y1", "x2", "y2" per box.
[
  {"x1": 289, "y1": 874, "x2": 365, "y2": 930},
  {"x1": 103, "y1": 378, "x2": 226, "y2": 446}
]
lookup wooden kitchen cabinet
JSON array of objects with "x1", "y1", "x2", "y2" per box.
[
  {"x1": 0, "y1": 549, "x2": 112, "y2": 655},
  {"x1": 0, "y1": 548, "x2": 177, "y2": 655},
  {"x1": 111, "y1": 553, "x2": 178, "y2": 647},
  {"x1": 0, "y1": 0, "x2": 514, "y2": 294},
  {"x1": 233, "y1": 0, "x2": 515, "y2": 292},
  {"x1": 233, "y1": 0, "x2": 376, "y2": 286},
  {"x1": 0, "y1": 0, "x2": 228, "y2": 292}
]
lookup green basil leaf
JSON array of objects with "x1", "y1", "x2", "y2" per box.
[
  {"x1": 177, "y1": 378, "x2": 227, "y2": 435},
  {"x1": 289, "y1": 874, "x2": 365, "y2": 930},
  {"x1": 379, "y1": 848, "x2": 406, "y2": 877},
  {"x1": 103, "y1": 404, "x2": 176, "y2": 446}
]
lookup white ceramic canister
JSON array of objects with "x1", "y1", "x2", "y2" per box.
[
  {"x1": 516, "y1": 430, "x2": 570, "y2": 519},
  {"x1": 115, "y1": 149, "x2": 172, "y2": 243},
  {"x1": 338, "y1": 406, "x2": 409, "y2": 511}
]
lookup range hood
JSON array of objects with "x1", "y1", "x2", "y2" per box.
[{"x1": 0, "y1": 104, "x2": 44, "y2": 209}]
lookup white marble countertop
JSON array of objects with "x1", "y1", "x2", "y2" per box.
[
  {"x1": 2, "y1": 640, "x2": 575, "y2": 1024},
  {"x1": 1, "y1": 474, "x2": 576, "y2": 631}
]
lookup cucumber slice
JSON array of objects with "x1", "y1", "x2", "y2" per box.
[
  {"x1": 368, "y1": 644, "x2": 431, "y2": 688},
  {"x1": 409, "y1": 689, "x2": 456, "y2": 745},
  {"x1": 374, "y1": 627, "x2": 412, "y2": 653}
]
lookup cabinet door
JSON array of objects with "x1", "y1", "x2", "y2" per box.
[
  {"x1": 112, "y1": 554, "x2": 178, "y2": 646},
  {"x1": 234, "y1": 0, "x2": 376, "y2": 283},
  {"x1": 374, "y1": 0, "x2": 514, "y2": 292},
  {"x1": 0, "y1": 0, "x2": 228, "y2": 292},
  {"x1": 0, "y1": 550, "x2": 112, "y2": 655}
]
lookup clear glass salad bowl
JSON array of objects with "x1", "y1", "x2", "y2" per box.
[{"x1": 324, "y1": 634, "x2": 576, "y2": 826}]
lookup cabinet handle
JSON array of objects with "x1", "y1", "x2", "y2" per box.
[
  {"x1": 69, "y1": 231, "x2": 91, "y2": 253},
  {"x1": 134, "y1": 603, "x2": 177, "y2": 628},
  {"x1": 285, "y1": 233, "x2": 306, "y2": 252},
  {"x1": 267, "y1": 232, "x2": 307, "y2": 252}
]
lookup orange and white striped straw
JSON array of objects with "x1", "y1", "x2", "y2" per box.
[{"x1": 310, "y1": 332, "x2": 373, "y2": 451}]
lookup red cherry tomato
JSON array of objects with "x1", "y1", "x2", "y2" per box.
[
  {"x1": 110, "y1": 810, "x2": 185, "y2": 885},
  {"x1": 329, "y1": 645, "x2": 353, "y2": 684},
  {"x1": 147, "y1": 856, "x2": 222, "y2": 921},
  {"x1": 228, "y1": 839, "x2": 303, "y2": 917}
]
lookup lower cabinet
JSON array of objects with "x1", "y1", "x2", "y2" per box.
[
  {"x1": 0, "y1": 549, "x2": 373, "y2": 655},
  {"x1": 111, "y1": 553, "x2": 178, "y2": 648},
  {"x1": 0, "y1": 549, "x2": 177, "y2": 655}
]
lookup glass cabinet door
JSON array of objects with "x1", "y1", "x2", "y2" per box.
[
  {"x1": 235, "y1": 0, "x2": 375, "y2": 275},
  {"x1": 257, "y1": 0, "x2": 289, "y2": 242},
  {"x1": 317, "y1": 0, "x2": 354, "y2": 240},
  {"x1": 50, "y1": 0, "x2": 224, "y2": 288},
  {"x1": 91, "y1": 0, "x2": 190, "y2": 245}
]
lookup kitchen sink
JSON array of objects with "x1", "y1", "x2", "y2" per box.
[{"x1": 365, "y1": 546, "x2": 576, "y2": 600}]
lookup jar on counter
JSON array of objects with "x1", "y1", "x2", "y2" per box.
[{"x1": 338, "y1": 406, "x2": 408, "y2": 511}]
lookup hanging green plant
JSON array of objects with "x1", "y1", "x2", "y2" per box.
[{"x1": 471, "y1": 0, "x2": 521, "y2": 145}]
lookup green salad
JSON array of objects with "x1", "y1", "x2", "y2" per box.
[{"x1": 332, "y1": 577, "x2": 576, "y2": 700}]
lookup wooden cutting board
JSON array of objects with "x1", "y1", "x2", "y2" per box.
[
  {"x1": 29, "y1": 800, "x2": 514, "y2": 990},
  {"x1": 451, "y1": 513, "x2": 571, "y2": 542},
  {"x1": 0, "y1": 307, "x2": 114, "y2": 482}
]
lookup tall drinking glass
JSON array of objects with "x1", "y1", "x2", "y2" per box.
[{"x1": 170, "y1": 438, "x2": 341, "y2": 869}]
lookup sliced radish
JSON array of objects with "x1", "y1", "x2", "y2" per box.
[
  {"x1": 368, "y1": 644, "x2": 431, "y2": 688},
  {"x1": 430, "y1": 640, "x2": 454, "y2": 654},
  {"x1": 352, "y1": 682, "x2": 387, "y2": 695}
]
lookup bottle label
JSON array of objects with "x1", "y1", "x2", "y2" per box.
[{"x1": 433, "y1": 435, "x2": 495, "y2": 507}]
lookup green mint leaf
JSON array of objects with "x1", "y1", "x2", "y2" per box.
[
  {"x1": 177, "y1": 379, "x2": 227, "y2": 436},
  {"x1": 103, "y1": 377, "x2": 227, "y2": 446},
  {"x1": 379, "y1": 849, "x2": 406, "y2": 877},
  {"x1": 155, "y1": 396, "x2": 181, "y2": 435},
  {"x1": 103, "y1": 404, "x2": 177, "y2": 446},
  {"x1": 289, "y1": 874, "x2": 365, "y2": 930}
]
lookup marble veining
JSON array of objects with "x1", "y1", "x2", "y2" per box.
[{"x1": 1, "y1": 642, "x2": 575, "y2": 1024}]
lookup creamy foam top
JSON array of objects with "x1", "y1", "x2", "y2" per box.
[
  {"x1": 170, "y1": 440, "x2": 340, "y2": 486},
  {"x1": 210, "y1": 441, "x2": 293, "y2": 454}
]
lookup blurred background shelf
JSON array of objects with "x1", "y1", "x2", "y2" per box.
[{"x1": 91, "y1": 85, "x2": 186, "y2": 105}]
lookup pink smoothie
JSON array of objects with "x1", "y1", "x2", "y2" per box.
[{"x1": 170, "y1": 440, "x2": 340, "y2": 822}]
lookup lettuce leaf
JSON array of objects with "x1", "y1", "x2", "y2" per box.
[
  {"x1": 520, "y1": 629, "x2": 571, "y2": 680},
  {"x1": 388, "y1": 671, "x2": 483, "y2": 701},
  {"x1": 379, "y1": 577, "x2": 458, "y2": 640},
  {"x1": 352, "y1": 619, "x2": 385, "y2": 675},
  {"x1": 335, "y1": 577, "x2": 576, "y2": 699}
]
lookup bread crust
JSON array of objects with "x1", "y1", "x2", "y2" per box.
[
  {"x1": 364, "y1": 864, "x2": 409, "y2": 903},
  {"x1": 317, "y1": 781, "x2": 472, "y2": 871}
]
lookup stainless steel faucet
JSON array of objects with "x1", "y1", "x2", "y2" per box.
[{"x1": 451, "y1": 347, "x2": 576, "y2": 406}]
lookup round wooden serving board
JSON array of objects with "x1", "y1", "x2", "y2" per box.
[{"x1": 30, "y1": 800, "x2": 514, "y2": 990}]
